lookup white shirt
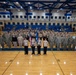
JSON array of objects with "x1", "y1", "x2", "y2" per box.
[
  {"x1": 43, "y1": 40, "x2": 48, "y2": 47},
  {"x1": 24, "y1": 39, "x2": 28, "y2": 46},
  {"x1": 17, "y1": 36, "x2": 23, "y2": 42},
  {"x1": 31, "y1": 39, "x2": 35, "y2": 46},
  {"x1": 38, "y1": 39, "x2": 41, "y2": 45}
]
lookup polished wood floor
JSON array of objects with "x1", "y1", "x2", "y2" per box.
[{"x1": 0, "y1": 51, "x2": 76, "y2": 75}]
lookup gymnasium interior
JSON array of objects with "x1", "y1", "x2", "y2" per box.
[{"x1": 0, "y1": 0, "x2": 76, "y2": 75}]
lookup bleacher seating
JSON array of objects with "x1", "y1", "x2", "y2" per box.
[{"x1": 3, "y1": 22, "x2": 73, "y2": 32}]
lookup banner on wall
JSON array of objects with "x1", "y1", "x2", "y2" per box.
[
  {"x1": 45, "y1": 13, "x2": 52, "y2": 16},
  {"x1": 0, "y1": 12, "x2": 12, "y2": 15},
  {"x1": 26, "y1": 13, "x2": 32, "y2": 15}
]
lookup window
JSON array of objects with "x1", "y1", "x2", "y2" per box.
[
  {"x1": 3, "y1": 15, "x2": 6, "y2": 18},
  {"x1": 33, "y1": 16, "x2": 36, "y2": 18},
  {"x1": 40, "y1": 23, "x2": 42, "y2": 25},
  {"x1": 7, "y1": 15, "x2": 10, "y2": 18},
  {"x1": 63, "y1": 16, "x2": 65, "y2": 19},
  {"x1": 12, "y1": 15, "x2": 14, "y2": 18},
  {"x1": 62, "y1": 23, "x2": 64, "y2": 25},
  {"x1": 66, "y1": 23, "x2": 68, "y2": 25},
  {"x1": 22, "y1": 22, "x2": 24, "y2": 25},
  {"x1": 31, "y1": 23, "x2": 33, "y2": 25},
  {"x1": 59, "y1": 16, "x2": 61, "y2": 19},
  {"x1": 0, "y1": 22, "x2": 3, "y2": 25},
  {"x1": 29, "y1": 16, "x2": 32, "y2": 19},
  {"x1": 57, "y1": 23, "x2": 60, "y2": 25},
  {"x1": 12, "y1": 22, "x2": 15, "y2": 25},
  {"x1": 17, "y1": 22, "x2": 20, "y2": 25},
  {"x1": 26, "y1": 22, "x2": 29, "y2": 25},
  {"x1": 8, "y1": 22, "x2": 11, "y2": 25},
  {"x1": 68, "y1": 17, "x2": 70, "y2": 19},
  {"x1": 0, "y1": 15, "x2": 1, "y2": 18},
  {"x1": 48, "y1": 23, "x2": 51, "y2": 25},
  {"x1": 35, "y1": 23, "x2": 37, "y2": 25},
  {"x1": 53, "y1": 23, "x2": 55, "y2": 25},
  {"x1": 16, "y1": 15, "x2": 18, "y2": 18},
  {"x1": 51, "y1": 16, "x2": 53, "y2": 19},
  {"x1": 38, "y1": 16, "x2": 40, "y2": 19},
  {"x1": 24, "y1": 16, "x2": 26, "y2": 18},
  {"x1": 44, "y1": 23, "x2": 46, "y2": 25},
  {"x1": 42, "y1": 16, "x2": 44, "y2": 19},
  {"x1": 46, "y1": 16, "x2": 48, "y2": 19},
  {"x1": 55, "y1": 16, "x2": 57, "y2": 19},
  {"x1": 20, "y1": 15, "x2": 23, "y2": 18}
]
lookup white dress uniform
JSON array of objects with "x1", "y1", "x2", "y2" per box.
[
  {"x1": 17, "y1": 35, "x2": 23, "y2": 48},
  {"x1": 37, "y1": 39, "x2": 42, "y2": 54},
  {"x1": 24, "y1": 38, "x2": 28, "y2": 54},
  {"x1": 31, "y1": 38, "x2": 36, "y2": 54},
  {"x1": 43, "y1": 39, "x2": 48, "y2": 54}
]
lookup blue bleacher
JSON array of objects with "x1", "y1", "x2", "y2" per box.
[{"x1": 3, "y1": 22, "x2": 73, "y2": 32}]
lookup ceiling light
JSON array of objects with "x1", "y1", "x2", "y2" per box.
[
  {"x1": 18, "y1": 9, "x2": 20, "y2": 11},
  {"x1": 16, "y1": 2, "x2": 18, "y2": 4},
  {"x1": 10, "y1": 6, "x2": 13, "y2": 9},
  {"x1": 60, "y1": 8, "x2": 63, "y2": 10},
  {"x1": 30, "y1": 6, "x2": 32, "y2": 9},
  {"x1": 3, "y1": 2, "x2": 6, "y2": 3},
  {"x1": 28, "y1": 2, "x2": 31, "y2": 4},
  {"x1": 20, "y1": 6, "x2": 23, "y2": 9}
]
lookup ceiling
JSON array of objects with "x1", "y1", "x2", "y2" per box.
[{"x1": 0, "y1": 0, "x2": 76, "y2": 13}]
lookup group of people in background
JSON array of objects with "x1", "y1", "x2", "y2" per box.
[{"x1": 0, "y1": 29, "x2": 76, "y2": 54}]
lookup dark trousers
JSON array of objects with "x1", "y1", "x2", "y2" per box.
[
  {"x1": 37, "y1": 45, "x2": 41, "y2": 54},
  {"x1": 44, "y1": 47, "x2": 47, "y2": 54},
  {"x1": 31, "y1": 46, "x2": 35, "y2": 54},
  {"x1": 24, "y1": 46, "x2": 28, "y2": 54}
]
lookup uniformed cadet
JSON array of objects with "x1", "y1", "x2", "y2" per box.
[
  {"x1": 72, "y1": 36, "x2": 76, "y2": 50},
  {"x1": 37, "y1": 38, "x2": 42, "y2": 54},
  {"x1": 6, "y1": 32, "x2": 12, "y2": 48},
  {"x1": 12, "y1": 33, "x2": 17, "y2": 48},
  {"x1": 56, "y1": 33, "x2": 61, "y2": 50},
  {"x1": 17, "y1": 34, "x2": 23, "y2": 48},
  {"x1": 24, "y1": 38, "x2": 28, "y2": 54},
  {"x1": 50, "y1": 33, "x2": 54, "y2": 50},
  {"x1": 39, "y1": 32, "x2": 42, "y2": 40},
  {"x1": 43, "y1": 38, "x2": 48, "y2": 54},
  {"x1": 0, "y1": 34, "x2": 4, "y2": 48},
  {"x1": 31, "y1": 38, "x2": 36, "y2": 54},
  {"x1": 63, "y1": 33, "x2": 68, "y2": 50},
  {"x1": 68, "y1": 34, "x2": 73, "y2": 50}
]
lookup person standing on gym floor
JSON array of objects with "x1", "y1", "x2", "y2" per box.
[
  {"x1": 24, "y1": 38, "x2": 29, "y2": 55},
  {"x1": 43, "y1": 38, "x2": 48, "y2": 55}
]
